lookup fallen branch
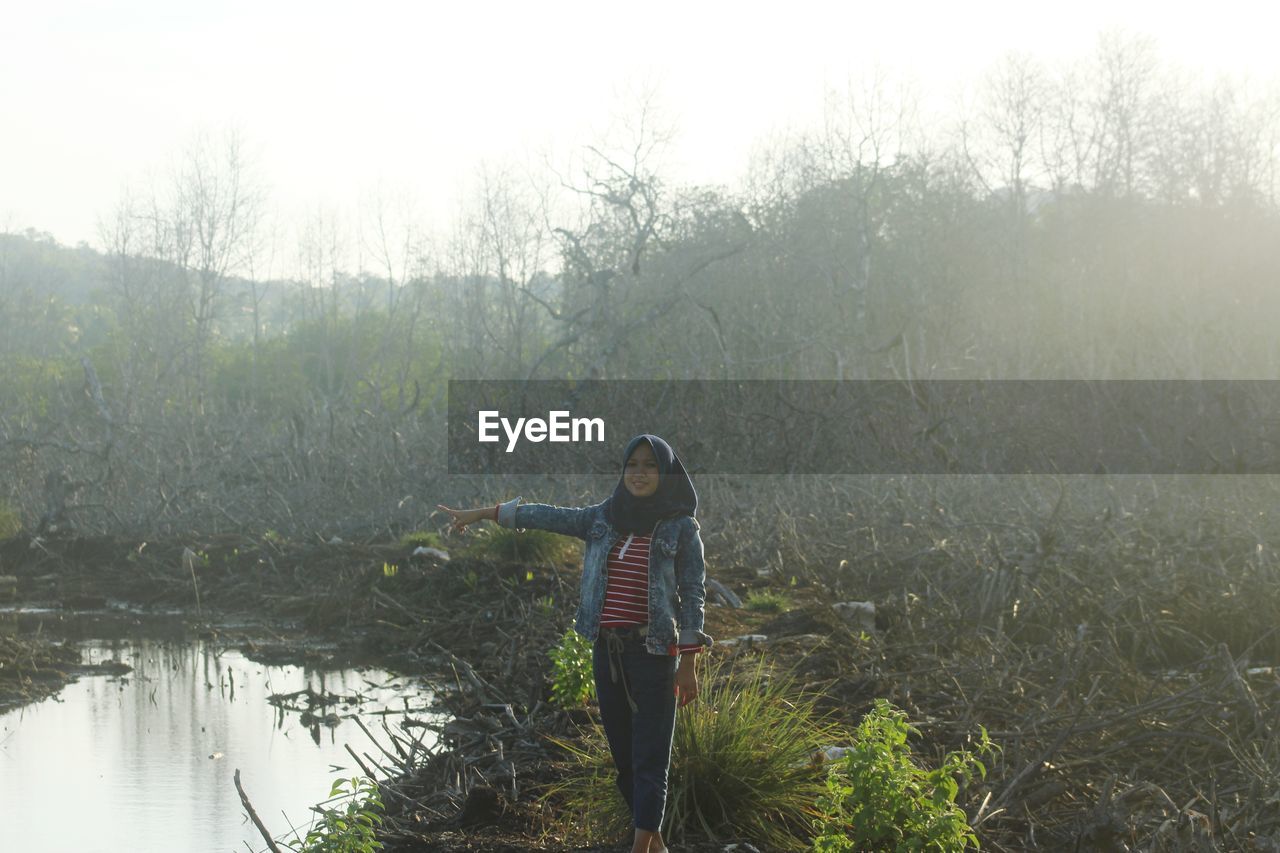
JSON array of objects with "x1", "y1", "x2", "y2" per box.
[{"x1": 234, "y1": 768, "x2": 284, "y2": 853}]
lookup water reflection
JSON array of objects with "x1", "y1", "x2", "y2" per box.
[{"x1": 0, "y1": 612, "x2": 441, "y2": 853}]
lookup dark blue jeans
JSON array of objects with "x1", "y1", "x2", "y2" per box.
[{"x1": 593, "y1": 627, "x2": 678, "y2": 832}]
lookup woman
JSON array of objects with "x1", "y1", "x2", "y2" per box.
[{"x1": 438, "y1": 433, "x2": 712, "y2": 853}]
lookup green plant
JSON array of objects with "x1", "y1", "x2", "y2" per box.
[
  {"x1": 549, "y1": 627, "x2": 595, "y2": 708},
  {"x1": 811, "y1": 699, "x2": 995, "y2": 852},
  {"x1": 535, "y1": 594, "x2": 557, "y2": 619},
  {"x1": 546, "y1": 655, "x2": 846, "y2": 850},
  {"x1": 745, "y1": 590, "x2": 791, "y2": 613},
  {"x1": 398, "y1": 530, "x2": 443, "y2": 549},
  {"x1": 289, "y1": 775, "x2": 384, "y2": 853},
  {"x1": 469, "y1": 526, "x2": 579, "y2": 564},
  {"x1": 382, "y1": 562, "x2": 398, "y2": 578},
  {"x1": 461, "y1": 568, "x2": 480, "y2": 593},
  {"x1": 0, "y1": 501, "x2": 21, "y2": 541}
]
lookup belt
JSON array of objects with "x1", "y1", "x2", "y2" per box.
[
  {"x1": 599, "y1": 624, "x2": 648, "y2": 640},
  {"x1": 599, "y1": 624, "x2": 647, "y2": 713}
]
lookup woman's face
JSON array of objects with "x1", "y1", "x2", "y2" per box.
[{"x1": 623, "y1": 441, "x2": 661, "y2": 498}]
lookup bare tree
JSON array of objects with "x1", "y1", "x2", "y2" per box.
[
  {"x1": 567, "y1": 82, "x2": 676, "y2": 279},
  {"x1": 1041, "y1": 61, "x2": 1096, "y2": 193},
  {"x1": 1090, "y1": 30, "x2": 1158, "y2": 197},
  {"x1": 981, "y1": 52, "x2": 1047, "y2": 216},
  {"x1": 543, "y1": 82, "x2": 680, "y2": 379},
  {"x1": 120, "y1": 129, "x2": 266, "y2": 410},
  {"x1": 357, "y1": 185, "x2": 433, "y2": 414}
]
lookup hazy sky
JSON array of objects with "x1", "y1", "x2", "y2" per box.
[{"x1": 3, "y1": 0, "x2": 1278, "y2": 251}]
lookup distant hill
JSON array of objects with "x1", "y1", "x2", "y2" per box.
[
  {"x1": 0, "y1": 229, "x2": 109, "y2": 305},
  {"x1": 0, "y1": 229, "x2": 301, "y2": 355}
]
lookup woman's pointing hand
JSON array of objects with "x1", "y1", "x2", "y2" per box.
[{"x1": 436, "y1": 504, "x2": 493, "y2": 533}]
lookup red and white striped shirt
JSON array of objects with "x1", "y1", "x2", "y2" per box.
[{"x1": 600, "y1": 531, "x2": 703, "y2": 656}]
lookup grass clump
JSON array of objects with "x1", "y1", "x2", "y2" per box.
[
  {"x1": 744, "y1": 589, "x2": 791, "y2": 613},
  {"x1": 398, "y1": 530, "x2": 444, "y2": 549},
  {"x1": 546, "y1": 654, "x2": 846, "y2": 850},
  {"x1": 812, "y1": 698, "x2": 995, "y2": 851},
  {"x1": 468, "y1": 526, "x2": 580, "y2": 564},
  {"x1": 0, "y1": 501, "x2": 22, "y2": 541},
  {"x1": 549, "y1": 627, "x2": 595, "y2": 708}
]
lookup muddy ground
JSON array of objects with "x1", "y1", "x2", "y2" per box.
[{"x1": 4, "y1": 526, "x2": 1280, "y2": 852}]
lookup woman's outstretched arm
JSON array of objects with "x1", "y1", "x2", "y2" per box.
[
  {"x1": 437, "y1": 497, "x2": 597, "y2": 540},
  {"x1": 436, "y1": 503, "x2": 500, "y2": 532}
]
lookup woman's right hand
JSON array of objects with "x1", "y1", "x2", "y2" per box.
[{"x1": 436, "y1": 504, "x2": 491, "y2": 533}]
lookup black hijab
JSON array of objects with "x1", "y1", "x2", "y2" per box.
[{"x1": 604, "y1": 434, "x2": 698, "y2": 535}]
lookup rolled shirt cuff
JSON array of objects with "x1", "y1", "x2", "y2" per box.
[{"x1": 495, "y1": 495, "x2": 522, "y2": 528}]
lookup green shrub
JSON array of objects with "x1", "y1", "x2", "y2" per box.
[
  {"x1": 549, "y1": 627, "x2": 595, "y2": 708},
  {"x1": 547, "y1": 655, "x2": 846, "y2": 850},
  {"x1": 288, "y1": 775, "x2": 384, "y2": 853},
  {"x1": 468, "y1": 526, "x2": 579, "y2": 564},
  {"x1": 535, "y1": 594, "x2": 557, "y2": 619},
  {"x1": 812, "y1": 699, "x2": 995, "y2": 852},
  {"x1": 0, "y1": 502, "x2": 21, "y2": 541},
  {"x1": 745, "y1": 590, "x2": 791, "y2": 613},
  {"x1": 398, "y1": 530, "x2": 443, "y2": 549}
]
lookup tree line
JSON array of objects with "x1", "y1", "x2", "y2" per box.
[{"x1": 2, "y1": 32, "x2": 1278, "y2": 538}]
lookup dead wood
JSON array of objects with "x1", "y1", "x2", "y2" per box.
[{"x1": 234, "y1": 768, "x2": 285, "y2": 853}]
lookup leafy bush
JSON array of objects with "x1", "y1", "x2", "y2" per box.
[
  {"x1": 469, "y1": 526, "x2": 579, "y2": 564},
  {"x1": 549, "y1": 627, "x2": 595, "y2": 707},
  {"x1": 0, "y1": 502, "x2": 21, "y2": 541},
  {"x1": 745, "y1": 590, "x2": 791, "y2": 613},
  {"x1": 812, "y1": 699, "x2": 995, "y2": 852},
  {"x1": 398, "y1": 530, "x2": 443, "y2": 549},
  {"x1": 288, "y1": 775, "x2": 384, "y2": 853},
  {"x1": 546, "y1": 655, "x2": 846, "y2": 850}
]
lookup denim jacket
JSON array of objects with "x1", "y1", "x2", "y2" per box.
[{"x1": 496, "y1": 496, "x2": 714, "y2": 656}]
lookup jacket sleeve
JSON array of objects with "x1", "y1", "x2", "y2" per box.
[
  {"x1": 675, "y1": 518, "x2": 714, "y2": 649},
  {"x1": 495, "y1": 496, "x2": 596, "y2": 541}
]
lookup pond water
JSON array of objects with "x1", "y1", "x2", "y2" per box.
[{"x1": 0, "y1": 608, "x2": 442, "y2": 853}]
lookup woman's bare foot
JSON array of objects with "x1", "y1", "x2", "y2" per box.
[{"x1": 632, "y1": 828, "x2": 667, "y2": 853}]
